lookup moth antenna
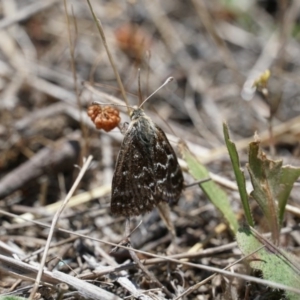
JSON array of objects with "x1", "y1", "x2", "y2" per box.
[
  {"x1": 145, "y1": 50, "x2": 151, "y2": 98},
  {"x1": 137, "y1": 68, "x2": 143, "y2": 106},
  {"x1": 139, "y1": 77, "x2": 174, "y2": 108},
  {"x1": 91, "y1": 101, "x2": 134, "y2": 109}
]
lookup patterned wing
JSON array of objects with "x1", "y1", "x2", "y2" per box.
[
  {"x1": 111, "y1": 124, "x2": 159, "y2": 216},
  {"x1": 152, "y1": 125, "x2": 183, "y2": 204},
  {"x1": 111, "y1": 119, "x2": 183, "y2": 217}
]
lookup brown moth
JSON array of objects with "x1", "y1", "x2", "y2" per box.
[{"x1": 111, "y1": 103, "x2": 183, "y2": 216}]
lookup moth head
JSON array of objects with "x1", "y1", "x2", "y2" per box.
[{"x1": 130, "y1": 106, "x2": 146, "y2": 120}]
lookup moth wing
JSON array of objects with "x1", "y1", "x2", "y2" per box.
[
  {"x1": 153, "y1": 126, "x2": 183, "y2": 204},
  {"x1": 111, "y1": 126, "x2": 159, "y2": 216}
]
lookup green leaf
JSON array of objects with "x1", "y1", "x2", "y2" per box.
[
  {"x1": 237, "y1": 227, "x2": 300, "y2": 300},
  {"x1": 278, "y1": 166, "x2": 300, "y2": 225},
  {"x1": 180, "y1": 143, "x2": 239, "y2": 234},
  {"x1": 223, "y1": 123, "x2": 254, "y2": 226}
]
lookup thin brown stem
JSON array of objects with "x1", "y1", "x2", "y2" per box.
[
  {"x1": 86, "y1": 0, "x2": 130, "y2": 113},
  {"x1": 64, "y1": 0, "x2": 88, "y2": 158}
]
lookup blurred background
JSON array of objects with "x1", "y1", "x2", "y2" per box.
[
  {"x1": 0, "y1": 0, "x2": 299, "y2": 201},
  {"x1": 0, "y1": 0, "x2": 300, "y2": 298}
]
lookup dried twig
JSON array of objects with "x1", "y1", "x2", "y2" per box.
[
  {"x1": 0, "y1": 134, "x2": 81, "y2": 199},
  {"x1": 29, "y1": 155, "x2": 93, "y2": 298},
  {"x1": 0, "y1": 0, "x2": 60, "y2": 30}
]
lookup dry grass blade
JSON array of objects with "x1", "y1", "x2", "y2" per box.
[
  {"x1": 0, "y1": 0, "x2": 60, "y2": 30},
  {"x1": 29, "y1": 155, "x2": 93, "y2": 298},
  {"x1": 86, "y1": 0, "x2": 129, "y2": 111},
  {"x1": 0, "y1": 254, "x2": 121, "y2": 300}
]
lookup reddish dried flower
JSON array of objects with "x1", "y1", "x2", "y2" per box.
[{"x1": 87, "y1": 105, "x2": 121, "y2": 132}]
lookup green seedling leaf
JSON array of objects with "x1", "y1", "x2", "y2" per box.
[
  {"x1": 278, "y1": 166, "x2": 300, "y2": 225},
  {"x1": 180, "y1": 143, "x2": 238, "y2": 234},
  {"x1": 237, "y1": 227, "x2": 300, "y2": 300},
  {"x1": 247, "y1": 141, "x2": 281, "y2": 244},
  {"x1": 223, "y1": 123, "x2": 254, "y2": 226}
]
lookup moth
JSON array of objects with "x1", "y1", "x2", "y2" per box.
[{"x1": 111, "y1": 103, "x2": 184, "y2": 217}]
